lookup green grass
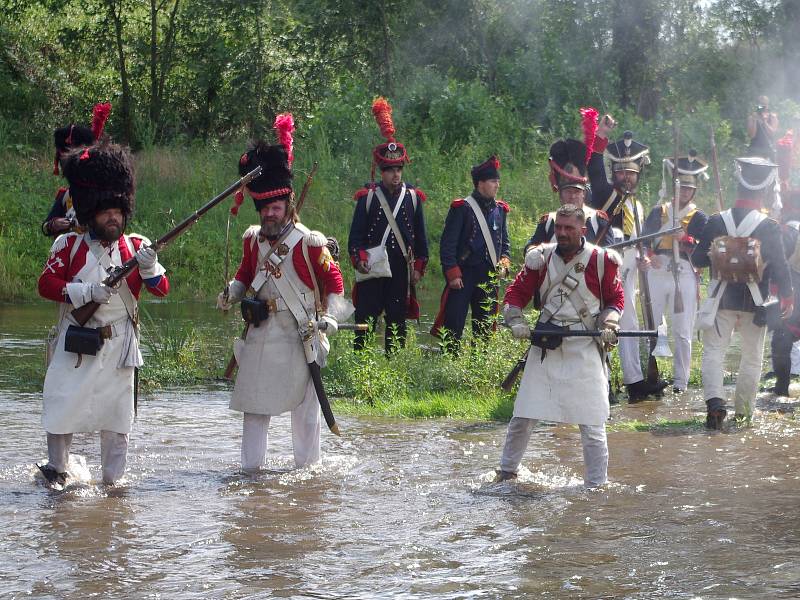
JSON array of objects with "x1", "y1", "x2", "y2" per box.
[{"x1": 609, "y1": 418, "x2": 705, "y2": 432}]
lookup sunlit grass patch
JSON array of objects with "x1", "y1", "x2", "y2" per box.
[{"x1": 609, "y1": 418, "x2": 705, "y2": 433}]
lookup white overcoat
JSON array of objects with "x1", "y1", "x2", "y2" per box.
[
  {"x1": 230, "y1": 228, "x2": 323, "y2": 416},
  {"x1": 42, "y1": 238, "x2": 140, "y2": 435},
  {"x1": 513, "y1": 245, "x2": 610, "y2": 427}
]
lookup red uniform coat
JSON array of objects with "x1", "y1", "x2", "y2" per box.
[
  {"x1": 38, "y1": 233, "x2": 170, "y2": 302},
  {"x1": 234, "y1": 228, "x2": 344, "y2": 297},
  {"x1": 504, "y1": 245, "x2": 624, "y2": 312}
]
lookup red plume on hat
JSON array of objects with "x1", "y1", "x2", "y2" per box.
[
  {"x1": 274, "y1": 112, "x2": 295, "y2": 167},
  {"x1": 372, "y1": 97, "x2": 396, "y2": 142},
  {"x1": 579, "y1": 107, "x2": 598, "y2": 165},
  {"x1": 91, "y1": 102, "x2": 112, "y2": 141}
]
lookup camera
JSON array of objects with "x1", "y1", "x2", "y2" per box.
[{"x1": 756, "y1": 105, "x2": 766, "y2": 112}]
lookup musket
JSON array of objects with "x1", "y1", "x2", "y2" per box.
[
  {"x1": 71, "y1": 167, "x2": 262, "y2": 327},
  {"x1": 294, "y1": 161, "x2": 318, "y2": 215},
  {"x1": 671, "y1": 124, "x2": 685, "y2": 314},
  {"x1": 606, "y1": 226, "x2": 682, "y2": 251},
  {"x1": 632, "y1": 198, "x2": 660, "y2": 385},
  {"x1": 709, "y1": 127, "x2": 725, "y2": 213},
  {"x1": 222, "y1": 211, "x2": 232, "y2": 308}
]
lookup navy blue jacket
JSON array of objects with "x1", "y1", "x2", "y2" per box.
[
  {"x1": 692, "y1": 207, "x2": 792, "y2": 312},
  {"x1": 439, "y1": 191, "x2": 510, "y2": 281},
  {"x1": 348, "y1": 182, "x2": 429, "y2": 272}
]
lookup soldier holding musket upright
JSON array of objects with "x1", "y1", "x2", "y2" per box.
[
  {"x1": 218, "y1": 115, "x2": 347, "y2": 470},
  {"x1": 640, "y1": 152, "x2": 709, "y2": 392},
  {"x1": 37, "y1": 142, "x2": 170, "y2": 486},
  {"x1": 692, "y1": 157, "x2": 793, "y2": 429},
  {"x1": 525, "y1": 109, "x2": 613, "y2": 251},
  {"x1": 348, "y1": 98, "x2": 429, "y2": 354},
  {"x1": 587, "y1": 118, "x2": 668, "y2": 401}
]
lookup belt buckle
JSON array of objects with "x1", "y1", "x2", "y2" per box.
[
  {"x1": 99, "y1": 325, "x2": 113, "y2": 339},
  {"x1": 267, "y1": 299, "x2": 278, "y2": 313}
]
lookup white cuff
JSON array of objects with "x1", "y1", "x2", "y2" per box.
[{"x1": 66, "y1": 282, "x2": 89, "y2": 307}]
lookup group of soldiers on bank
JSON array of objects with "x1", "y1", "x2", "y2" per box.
[{"x1": 35, "y1": 98, "x2": 800, "y2": 489}]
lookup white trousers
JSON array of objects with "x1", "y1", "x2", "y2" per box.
[
  {"x1": 701, "y1": 309, "x2": 767, "y2": 417},
  {"x1": 619, "y1": 259, "x2": 644, "y2": 385},
  {"x1": 46, "y1": 430, "x2": 129, "y2": 484},
  {"x1": 499, "y1": 417, "x2": 608, "y2": 487},
  {"x1": 240, "y1": 382, "x2": 321, "y2": 470},
  {"x1": 648, "y1": 259, "x2": 698, "y2": 390}
]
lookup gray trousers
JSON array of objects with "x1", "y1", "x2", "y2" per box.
[
  {"x1": 240, "y1": 389, "x2": 321, "y2": 471},
  {"x1": 46, "y1": 431, "x2": 129, "y2": 484},
  {"x1": 499, "y1": 417, "x2": 608, "y2": 487}
]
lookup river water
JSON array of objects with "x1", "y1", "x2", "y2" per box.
[{"x1": 2, "y1": 302, "x2": 800, "y2": 599}]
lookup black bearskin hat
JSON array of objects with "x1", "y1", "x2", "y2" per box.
[
  {"x1": 549, "y1": 139, "x2": 588, "y2": 191},
  {"x1": 61, "y1": 142, "x2": 135, "y2": 227},
  {"x1": 238, "y1": 141, "x2": 294, "y2": 211}
]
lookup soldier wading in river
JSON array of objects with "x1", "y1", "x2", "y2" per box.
[
  {"x1": 37, "y1": 142, "x2": 170, "y2": 486},
  {"x1": 219, "y1": 115, "x2": 347, "y2": 470},
  {"x1": 692, "y1": 157, "x2": 793, "y2": 429},
  {"x1": 497, "y1": 204, "x2": 624, "y2": 486}
]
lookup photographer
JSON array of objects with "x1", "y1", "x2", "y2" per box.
[{"x1": 747, "y1": 96, "x2": 779, "y2": 160}]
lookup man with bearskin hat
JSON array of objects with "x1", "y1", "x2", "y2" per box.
[
  {"x1": 496, "y1": 204, "x2": 624, "y2": 486},
  {"x1": 36, "y1": 142, "x2": 170, "y2": 487},
  {"x1": 692, "y1": 157, "x2": 793, "y2": 429},
  {"x1": 587, "y1": 120, "x2": 668, "y2": 401},
  {"x1": 431, "y1": 155, "x2": 511, "y2": 348},
  {"x1": 348, "y1": 97, "x2": 429, "y2": 354},
  {"x1": 525, "y1": 109, "x2": 613, "y2": 250},
  {"x1": 42, "y1": 103, "x2": 112, "y2": 237},
  {"x1": 639, "y1": 152, "x2": 709, "y2": 393},
  {"x1": 218, "y1": 114, "x2": 347, "y2": 470}
]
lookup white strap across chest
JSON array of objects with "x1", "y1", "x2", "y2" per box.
[
  {"x1": 374, "y1": 185, "x2": 408, "y2": 258},
  {"x1": 85, "y1": 234, "x2": 138, "y2": 323},
  {"x1": 464, "y1": 195, "x2": 498, "y2": 266}
]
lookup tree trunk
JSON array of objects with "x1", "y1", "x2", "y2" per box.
[{"x1": 106, "y1": 0, "x2": 134, "y2": 145}]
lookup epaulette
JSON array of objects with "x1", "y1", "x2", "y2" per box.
[
  {"x1": 604, "y1": 247, "x2": 623, "y2": 266},
  {"x1": 49, "y1": 231, "x2": 78, "y2": 256},
  {"x1": 596, "y1": 209, "x2": 609, "y2": 220},
  {"x1": 496, "y1": 200, "x2": 510, "y2": 213},
  {"x1": 451, "y1": 198, "x2": 465, "y2": 208},
  {"x1": 539, "y1": 213, "x2": 550, "y2": 224},
  {"x1": 524, "y1": 245, "x2": 546, "y2": 270},
  {"x1": 304, "y1": 230, "x2": 327, "y2": 248},
  {"x1": 128, "y1": 233, "x2": 152, "y2": 245},
  {"x1": 353, "y1": 184, "x2": 377, "y2": 201},
  {"x1": 243, "y1": 225, "x2": 261, "y2": 239},
  {"x1": 56, "y1": 186, "x2": 68, "y2": 197},
  {"x1": 412, "y1": 187, "x2": 427, "y2": 202}
]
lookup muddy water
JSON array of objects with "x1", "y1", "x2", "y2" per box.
[{"x1": 2, "y1": 303, "x2": 800, "y2": 599}]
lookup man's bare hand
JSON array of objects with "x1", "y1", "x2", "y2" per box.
[
  {"x1": 356, "y1": 260, "x2": 370, "y2": 274},
  {"x1": 448, "y1": 277, "x2": 464, "y2": 290}
]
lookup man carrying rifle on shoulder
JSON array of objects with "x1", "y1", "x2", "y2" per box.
[
  {"x1": 640, "y1": 152, "x2": 709, "y2": 393},
  {"x1": 587, "y1": 117, "x2": 669, "y2": 401},
  {"x1": 496, "y1": 204, "x2": 624, "y2": 487},
  {"x1": 218, "y1": 115, "x2": 347, "y2": 471},
  {"x1": 37, "y1": 142, "x2": 170, "y2": 486}
]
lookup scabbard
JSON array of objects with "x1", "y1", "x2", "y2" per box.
[{"x1": 307, "y1": 360, "x2": 340, "y2": 436}]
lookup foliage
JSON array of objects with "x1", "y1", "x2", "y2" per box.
[{"x1": 2, "y1": 0, "x2": 800, "y2": 149}]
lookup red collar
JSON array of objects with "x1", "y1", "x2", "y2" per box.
[{"x1": 734, "y1": 198, "x2": 763, "y2": 210}]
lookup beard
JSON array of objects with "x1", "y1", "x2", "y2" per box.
[
  {"x1": 92, "y1": 219, "x2": 123, "y2": 242},
  {"x1": 261, "y1": 217, "x2": 288, "y2": 239}
]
